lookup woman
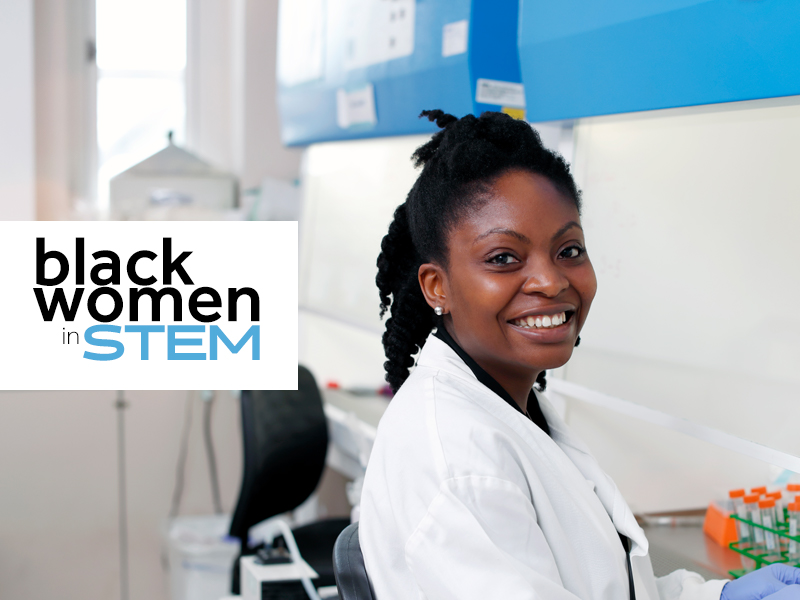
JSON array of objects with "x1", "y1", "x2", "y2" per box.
[{"x1": 358, "y1": 110, "x2": 800, "y2": 599}]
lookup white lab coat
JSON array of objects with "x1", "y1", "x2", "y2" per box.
[{"x1": 359, "y1": 334, "x2": 728, "y2": 600}]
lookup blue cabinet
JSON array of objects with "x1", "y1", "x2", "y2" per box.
[
  {"x1": 277, "y1": 0, "x2": 523, "y2": 146},
  {"x1": 518, "y1": 0, "x2": 800, "y2": 122}
]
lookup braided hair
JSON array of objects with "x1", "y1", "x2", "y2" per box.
[{"x1": 376, "y1": 110, "x2": 582, "y2": 392}]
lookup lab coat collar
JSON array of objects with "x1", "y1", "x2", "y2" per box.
[
  {"x1": 433, "y1": 325, "x2": 551, "y2": 435},
  {"x1": 416, "y1": 334, "x2": 649, "y2": 557},
  {"x1": 418, "y1": 332, "x2": 476, "y2": 380}
]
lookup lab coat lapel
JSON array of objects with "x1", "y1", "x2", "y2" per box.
[
  {"x1": 539, "y1": 393, "x2": 649, "y2": 557},
  {"x1": 418, "y1": 336, "x2": 649, "y2": 557}
]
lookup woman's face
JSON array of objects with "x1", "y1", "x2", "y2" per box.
[{"x1": 421, "y1": 169, "x2": 597, "y2": 386}]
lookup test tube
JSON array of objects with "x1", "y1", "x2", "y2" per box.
[
  {"x1": 788, "y1": 483, "x2": 800, "y2": 507},
  {"x1": 788, "y1": 502, "x2": 800, "y2": 562},
  {"x1": 729, "y1": 489, "x2": 751, "y2": 542},
  {"x1": 745, "y1": 494, "x2": 765, "y2": 545},
  {"x1": 768, "y1": 491, "x2": 786, "y2": 525},
  {"x1": 759, "y1": 499, "x2": 778, "y2": 552}
]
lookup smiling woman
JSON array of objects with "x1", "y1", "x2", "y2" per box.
[
  {"x1": 358, "y1": 111, "x2": 800, "y2": 600},
  {"x1": 375, "y1": 110, "x2": 584, "y2": 395},
  {"x1": 417, "y1": 170, "x2": 596, "y2": 414}
]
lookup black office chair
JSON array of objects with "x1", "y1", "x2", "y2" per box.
[
  {"x1": 333, "y1": 522, "x2": 376, "y2": 600},
  {"x1": 229, "y1": 366, "x2": 351, "y2": 594}
]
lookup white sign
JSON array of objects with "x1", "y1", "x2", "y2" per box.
[
  {"x1": 336, "y1": 84, "x2": 378, "y2": 129},
  {"x1": 442, "y1": 20, "x2": 468, "y2": 57},
  {"x1": 475, "y1": 78, "x2": 526, "y2": 108},
  {"x1": 0, "y1": 222, "x2": 298, "y2": 390}
]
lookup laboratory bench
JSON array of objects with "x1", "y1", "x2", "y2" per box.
[{"x1": 644, "y1": 519, "x2": 742, "y2": 580}]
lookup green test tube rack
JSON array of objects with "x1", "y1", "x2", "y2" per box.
[{"x1": 728, "y1": 512, "x2": 800, "y2": 578}]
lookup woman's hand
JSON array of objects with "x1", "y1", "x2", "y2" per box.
[{"x1": 721, "y1": 564, "x2": 800, "y2": 599}]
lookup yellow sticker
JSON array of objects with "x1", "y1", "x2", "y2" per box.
[{"x1": 501, "y1": 106, "x2": 526, "y2": 120}]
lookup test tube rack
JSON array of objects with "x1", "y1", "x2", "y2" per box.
[{"x1": 728, "y1": 512, "x2": 800, "y2": 578}]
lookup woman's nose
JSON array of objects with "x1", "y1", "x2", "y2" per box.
[{"x1": 521, "y1": 260, "x2": 569, "y2": 297}]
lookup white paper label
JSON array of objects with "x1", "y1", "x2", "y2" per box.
[
  {"x1": 0, "y1": 222, "x2": 298, "y2": 390},
  {"x1": 341, "y1": 0, "x2": 415, "y2": 70},
  {"x1": 442, "y1": 20, "x2": 468, "y2": 57},
  {"x1": 336, "y1": 84, "x2": 378, "y2": 129},
  {"x1": 476, "y1": 78, "x2": 526, "y2": 108}
]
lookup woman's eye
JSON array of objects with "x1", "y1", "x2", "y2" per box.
[
  {"x1": 488, "y1": 253, "x2": 519, "y2": 265},
  {"x1": 559, "y1": 245, "x2": 585, "y2": 259}
]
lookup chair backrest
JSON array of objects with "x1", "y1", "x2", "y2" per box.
[
  {"x1": 333, "y1": 522, "x2": 376, "y2": 600},
  {"x1": 229, "y1": 365, "x2": 328, "y2": 543}
]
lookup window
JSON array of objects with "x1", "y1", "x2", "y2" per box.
[{"x1": 96, "y1": 0, "x2": 186, "y2": 210}]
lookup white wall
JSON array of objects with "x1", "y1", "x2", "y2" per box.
[
  {"x1": 297, "y1": 98, "x2": 800, "y2": 512},
  {"x1": 0, "y1": 0, "x2": 35, "y2": 220},
  {"x1": 0, "y1": 391, "x2": 243, "y2": 600},
  {"x1": 186, "y1": 0, "x2": 302, "y2": 189},
  {"x1": 561, "y1": 99, "x2": 800, "y2": 511},
  {"x1": 241, "y1": 0, "x2": 303, "y2": 188},
  {"x1": 573, "y1": 100, "x2": 800, "y2": 387},
  {"x1": 186, "y1": 0, "x2": 239, "y2": 174},
  {"x1": 298, "y1": 135, "x2": 430, "y2": 388},
  {"x1": 34, "y1": 0, "x2": 97, "y2": 220}
]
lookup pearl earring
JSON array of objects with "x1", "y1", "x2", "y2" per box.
[{"x1": 434, "y1": 306, "x2": 443, "y2": 316}]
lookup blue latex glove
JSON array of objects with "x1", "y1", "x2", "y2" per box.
[
  {"x1": 765, "y1": 586, "x2": 800, "y2": 600},
  {"x1": 721, "y1": 565, "x2": 800, "y2": 600}
]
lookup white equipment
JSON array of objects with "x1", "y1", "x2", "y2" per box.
[
  {"x1": 110, "y1": 135, "x2": 237, "y2": 219},
  {"x1": 240, "y1": 519, "x2": 322, "y2": 600}
]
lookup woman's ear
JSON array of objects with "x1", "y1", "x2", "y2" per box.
[{"x1": 418, "y1": 263, "x2": 448, "y2": 314}]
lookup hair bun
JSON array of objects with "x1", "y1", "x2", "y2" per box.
[
  {"x1": 412, "y1": 110, "x2": 461, "y2": 167},
  {"x1": 420, "y1": 109, "x2": 458, "y2": 129}
]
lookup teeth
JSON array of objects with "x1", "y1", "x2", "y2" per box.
[{"x1": 512, "y1": 311, "x2": 569, "y2": 329}]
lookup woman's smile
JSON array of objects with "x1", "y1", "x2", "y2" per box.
[{"x1": 506, "y1": 306, "x2": 577, "y2": 342}]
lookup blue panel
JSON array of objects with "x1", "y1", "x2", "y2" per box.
[
  {"x1": 519, "y1": 0, "x2": 800, "y2": 121},
  {"x1": 469, "y1": 0, "x2": 523, "y2": 116},
  {"x1": 278, "y1": 65, "x2": 473, "y2": 144},
  {"x1": 278, "y1": 0, "x2": 523, "y2": 146}
]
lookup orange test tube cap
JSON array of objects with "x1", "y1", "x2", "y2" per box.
[
  {"x1": 787, "y1": 484, "x2": 800, "y2": 492},
  {"x1": 744, "y1": 494, "x2": 761, "y2": 504},
  {"x1": 751, "y1": 486, "x2": 768, "y2": 495},
  {"x1": 759, "y1": 499, "x2": 775, "y2": 509},
  {"x1": 768, "y1": 491, "x2": 783, "y2": 500},
  {"x1": 729, "y1": 489, "x2": 746, "y2": 498}
]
